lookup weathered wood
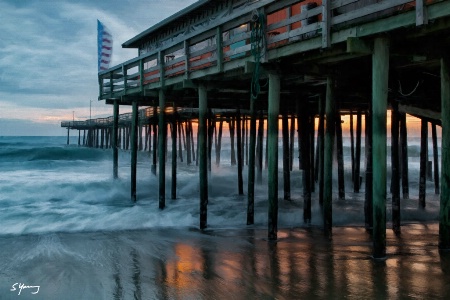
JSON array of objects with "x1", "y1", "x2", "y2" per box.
[
  {"x1": 131, "y1": 101, "x2": 138, "y2": 202},
  {"x1": 365, "y1": 109, "x2": 373, "y2": 230},
  {"x1": 171, "y1": 118, "x2": 177, "y2": 200},
  {"x1": 199, "y1": 84, "x2": 208, "y2": 230},
  {"x1": 440, "y1": 56, "x2": 450, "y2": 250},
  {"x1": 159, "y1": 90, "x2": 166, "y2": 209},
  {"x1": 300, "y1": 102, "x2": 312, "y2": 223},
  {"x1": 152, "y1": 111, "x2": 158, "y2": 175},
  {"x1": 290, "y1": 113, "x2": 295, "y2": 172},
  {"x1": 400, "y1": 113, "x2": 409, "y2": 199},
  {"x1": 318, "y1": 95, "x2": 325, "y2": 208},
  {"x1": 113, "y1": 100, "x2": 119, "y2": 179},
  {"x1": 282, "y1": 112, "x2": 290, "y2": 201},
  {"x1": 236, "y1": 109, "x2": 244, "y2": 195},
  {"x1": 310, "y1": 114, "x2": 315, "y2": 193},
  {"x1": 208, "y1": 111, "x2": 214, "y2": 172},
  {"x1": 336, "y1": 111, "x2": 345, "y2": 200},
  {"x1": 416, "y1": 0, "x2": 428, "y2": 26},
  {"x1": 322, "y1": 0, "x2": 331, "y2": 48},
  {"x1": 256, "y1": 112, "x2": 264, "y2": 184},
  {"x1": 350, "y1": 111, "x2": 355, "y2": 183},
  {"x1": 216, "y1": 120, "x2": 223, "y2": 167},
  {"x1": 247, "y1": 98, "x2": 257, "y2": 225},
  {"x1": 66, "y1": 128, "x2": 69, "y2": 145},
  {"x1": 186, "y1": 121, "x2": 192, "y2": 165},
  {"x1": 324, "y1": 76, "x2": 335, "y2": 237},
  {"x1": 355, "y1": 111, "x2": 362, "y2": 192},
  {"x1": 419, "y1": 119, "x2": 428, "y2": 209},
  {"x1": 372, "y1": 37, "x2": 389, "y2": 259},
  {"x1": 391, "y1": 101, "x2": 401, "y2": 234},
  {"x1": 268, "y1": 73, "x2": 280, "y2": 240},
  {"x1": 178, "y1": 122, "x2": 183, "y2": 162},
  {"x1": 432, "y1": 123, "x2": 440, "y2": 195},
  {"x1": 230, "y1": 117, "x2": 236, "y2": 166}
]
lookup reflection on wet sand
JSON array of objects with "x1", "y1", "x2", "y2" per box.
[{"x1": 1, "y1": 224, "x2": 449, "y2": 299}]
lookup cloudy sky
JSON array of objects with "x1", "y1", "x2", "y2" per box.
[{"x1": 0, "y1": 0, "x2": 197, "y2": 135}]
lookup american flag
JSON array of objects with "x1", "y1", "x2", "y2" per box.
[{"x1": 97, "y1": 20, "x2": 113, "y2": 72}]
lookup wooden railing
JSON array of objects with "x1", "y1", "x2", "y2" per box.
[{"x1": 98, "y1": 0, "x2": 439, "y2": 100}]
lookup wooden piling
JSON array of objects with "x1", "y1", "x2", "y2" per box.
[
  {"x1": 113, "y1": 100, "x2": 119, "y2": 179},
  {"x1": 158, "y1": 90, "x2": 166, "y2": 209},
  {"x1": 66, "y1": 128, "x2": 69, "y2": 145},
  {"x1": 324, "y1": 76, "x2": 335, "y2": 237},
  {"x1": 391, "y1": 101, "x2": 401, "y2": 234},
  {"x1": 78, "y1": 130, "x2": 81, "y2": 146},
  {"x1": 419, "y1": 119, "x2": 427, "y2": 209},
  {"x1": 310, "y1": 114, "x2": 315, "y2": 193},
  {"x1": 198, "y1": 84, "x2": 208, "y2": 229},
  {"x1": 216, "y1": 120, "x2": 223, "y2": 167},
  {"x1": 318, "y1": 95, "x2": 325, "y2": 208},
  {"x1": 336, "y1": 111, "x2": 345, "y2": 200},
  {"x1": 230, "y1": 117, "x2": 236, "y2": 166},
  {"x1": 439, "y1": 56, "x2": 450, "y2": 250},
  {"x1": 372, "y1": 37, "x2": 389, "y2": 259},
  {"x1": 256, "y1": 113, "x2": 264, "y2": 184},
  {"x1": 355, "y1": 111, "x2": 362, "y2": 192},
  {"x1": 236, "y1": 109, "x2": 244, "y2": 195},
  {"x1": 247, "y1": 97, "x2": 257, "y2": 225},
  {"x1": 268, "y1": 73, "x2": 280, "y2": 240},
  {"x1": 290, "y1": 114, "x2": 295, "y2": 171},
  {"x1": 178, "y1": 121, "x2": 183, "y2": 162},
  {"x1": 282, "y1": 112, "x2": 291, "y2": 200},
  {"x1": 152, "y1": 116, "x2": 158, "y2": 175},
  {"x1": 301, "y1": 105, "x2": 312, "y2": 223},
  {"x1": 171, "y1": 118, "x2": 177, "y2": 200},
  {"x1": 208, "y1": 111, "x2": 214, "y2": 172},
  {"x1": 432, "y1": 123, "x2": 440, "y2": 194},
  {"x1": 186, "y1": 121, "x2": 192, "y2": 165},
  {"x1": 365, "y1": 110, "x2": 373, "y2": 230},
  {"x1": 400, "y1": 113, "x2": 409, "y2": 199},
  {"x1": 350, "y1": 111, "x2": 355, "y2": 183},
  {"x1": 131, "y1": 101, "x2": 138, "y2": 202}
]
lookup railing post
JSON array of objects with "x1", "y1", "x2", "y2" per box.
[
  {"x1": 139, "y1": 59, "x2": 144, "y2": 93},
  {"x1": 184, "y1": 40, "x2": 190, "y2": 80},
  {"x1": 322, "y1": 0, "x2": 331, "y2": 48},
  {"x1": 159, "y1": 51, "x2": 165, "y2": 88},
  {"x1": 122, "y1": 64, "x2": 127, "y2": 95},
  {"x1": 109, "y1": 72, "x2": 113, "y2": 98},
  {"x1": 216, "y1": 27, "x2": 224, "y2": 73},
  {"x1": 416, "y1": 0, "x2": 428, "y2": 26}
]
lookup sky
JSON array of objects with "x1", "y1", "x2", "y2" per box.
[{"x1": 0, "y1": 0, "x2": 197, "y2": 136}]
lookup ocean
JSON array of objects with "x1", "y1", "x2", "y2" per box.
[{"x1": 0, "y1": 135, "x2": 449, "y2": 299}]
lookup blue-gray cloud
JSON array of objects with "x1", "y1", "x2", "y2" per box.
[{"x1": 0, "y1": 0, "x2": 197, "y2": 134}]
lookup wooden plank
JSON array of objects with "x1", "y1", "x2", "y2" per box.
[
  {"x1": 190, "y1": 44, "x2": 217, "y2": 58},
  {"x1": 190, "y1": 56, "x2": 217, "y2": 68},
  {"x1": 222, "y1": 31, "x2": 251, "y2": 47},
  {"x1": 223, "y1": 43, "x2": 252, "y2": 58},
  {"x1": 331, "y1": 0, "x2": 359, "y2": 10},
  {"x1": 217, "y1": 26, "x2": 224, "y2": 73},
  {"x1": 331, "y1": 0, "x2": 412, "y2": 26},
  {"x1": 165, "y1": 65, "x2": 186, "y2": 77},
  {"x1": 267, "y1": 22, "x2": 321, "y2": 44},
  {"x1": 266, "y1": 6, "x2": 322, "y2": 32},
  {"x1": 398, "y1": 103, "x2": 441, "y2": 121}
]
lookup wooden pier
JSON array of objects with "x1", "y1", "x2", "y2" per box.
[{"x1": 62, "y1": 0, "x2": 450, "y2": 257}]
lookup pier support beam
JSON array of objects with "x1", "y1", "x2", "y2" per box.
[
  {"x1": 355, "y1": 111, "x2": 362, "y2": 192},
  {"x1": 336, "y1": 110, "x2": 345, "y2": 200},
  {"x1": 365, "y1": 110, "x2": 373, "y2": 230},
  {"x1": 268, "y1": 73, "x2": 280, "y2": 240},
  {"x1": 400, "y1": 113, "x2": 409, "y2": 199},
  {"x1": 199, "y1": 84, "x2": 208, "y2": 229},
  {"x1": 391, "y1": 101, "x2": 400, "y2": 234},
  {"x1": 247, "y1": 97, "x2": 257, "y2": 225},
  {"x1": 372, "y1": 37, "x2": 389, "y2": 259},
  {"x1": 158, "y1": 90, "x2": 166, "y2": 209},
  {"x1": 419, "y1": 119, "x2": 428, "y2": 209},
  {"x1": 318, "y1": 95, "x2": 325, "y2": 208},
  {"x1": 432, "y1": 123, "x2": 440, "y2": 195},
  {"x1": 236, "y1": 109, "x2": 244, "y2": 195},
  {"x1": 439, "y1": 56, "x2": 450, "y2": 250},
  {"x1": 171, "y1": 117, "x2": 177, "y2": 200},
  {"x1": 324, "y1": 76, "x2": 336, "y2": 238},
  {"x1": 282, "y1": 110, "x2": 290, "y2": 201},
  {"x1": 113, "y1": 100, "x2": 119, "y2": 179},
  {"x1": 131, "y1": 101, "x2": 138, "y2": 202}
]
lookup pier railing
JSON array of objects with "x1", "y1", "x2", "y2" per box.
[{"x1": 98, "y1": 0, "x2": 438, "y2": 100}]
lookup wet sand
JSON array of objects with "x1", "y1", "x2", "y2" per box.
[{"x1": 1, "y1": 223, "x2": 449, "y2": 299}]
